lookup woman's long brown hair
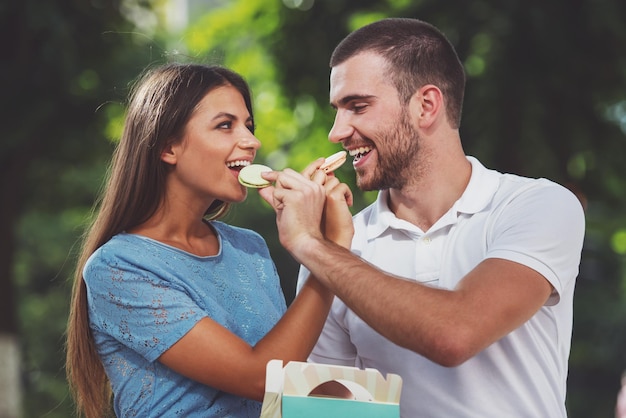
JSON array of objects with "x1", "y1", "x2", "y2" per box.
[{"x1": 65, "y1": 63, "x2": 254, "y2": 417}]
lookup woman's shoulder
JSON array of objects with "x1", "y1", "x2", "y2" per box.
[
  {"x1": 210, "y1": 221, "x2": 272, "y2": 258},
  {"x1": 87, "y1": 233, "x2": 165, "y2": 269},
  {"x1": 95, "y1": 232, "x2": 152, "y2": 255},
  {"x1": 211, "y1": 221, "x2": 265, "y2": 242}
]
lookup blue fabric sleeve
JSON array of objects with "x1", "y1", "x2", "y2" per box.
[{"x1": 85, "y1": 245, "x2": 207, "y2": 362}]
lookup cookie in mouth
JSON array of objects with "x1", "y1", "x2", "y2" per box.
[{"x1": 238, "y1": 164, "x2": 273, "y2": 188}]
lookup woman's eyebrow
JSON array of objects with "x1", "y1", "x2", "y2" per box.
[
  {"x1": 210, "y1": 112, "x2": 253, "y2": 124},
  {"x1": 211, "y1": 112, "x2": 236, "y2": 121}
]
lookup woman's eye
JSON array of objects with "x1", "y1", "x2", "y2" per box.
[{"x1": 217, "y1": 121, "x2": 232, "y2": 129}]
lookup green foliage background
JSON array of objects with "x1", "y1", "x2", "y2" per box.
[{"x1": 2, "y1": 0, "x2": 625, "y2": 416}]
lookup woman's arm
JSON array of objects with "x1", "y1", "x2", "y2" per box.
[{"x1": 160, "y1": 159, "x2": 354, "y2": 401}]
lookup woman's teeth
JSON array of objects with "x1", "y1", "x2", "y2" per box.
[{"x1": 226, "y1": 160, "x2": 251, "y2": 168}]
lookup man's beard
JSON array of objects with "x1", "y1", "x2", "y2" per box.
[{"x1": 356, "y1": 111, "x2": 421, "y2": 191}]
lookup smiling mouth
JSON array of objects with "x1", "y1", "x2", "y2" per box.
[
  {"x1": 226, "y1": 160, "x2": 251, "y2": 171},
  {"x1": 349, "y1": 146, "x2": 373, "y2": 164}
]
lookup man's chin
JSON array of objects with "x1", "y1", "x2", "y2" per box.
[{"x1": 356, "y1": 176, "x2": 379, "y2": 192}]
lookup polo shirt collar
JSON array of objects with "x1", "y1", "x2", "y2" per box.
[{"x1": 365, "y1": 156, "x2": 500, "y2": 239}]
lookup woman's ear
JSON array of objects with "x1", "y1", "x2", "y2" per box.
[
  {"x1": 410, "y1": 84, "x2": 443, "y2": 129},
  {"x1": 160, "y1": 143, "x2": 177, "y2": 165}
]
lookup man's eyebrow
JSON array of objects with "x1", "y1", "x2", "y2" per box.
[{"x1": 330, "y1": 94, "x2": 376, "y2": 109}]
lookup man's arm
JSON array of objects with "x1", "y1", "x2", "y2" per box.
[
  {"x1": 260, "y1": 164, "x2": 543, "y2": 366},
  {"x1": 290, "y1": 238, "x2": 552, "y2": 367},
  {"x1": 262, "y1": 168, "x2": 583, "y2": 367}
]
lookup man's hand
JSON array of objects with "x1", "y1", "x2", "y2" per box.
[
  {"x1": 258, "y1": 159, "x2": 326, "y2": 259},
  {"x1": 258, "y1": 158, "x2": 354, "y2": 258}
]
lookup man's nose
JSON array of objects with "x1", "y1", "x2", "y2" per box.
[{"x1": 328, "y1": 111, "x2": 354, "y2": 144}]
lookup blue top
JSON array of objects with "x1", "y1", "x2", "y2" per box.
[{"x1": 84, "y1": 221, "x2": 287, "y2": 417}]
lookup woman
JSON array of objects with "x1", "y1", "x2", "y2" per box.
[{"x1": 65, "y1": 63, "x2": 353, "y2": 417}]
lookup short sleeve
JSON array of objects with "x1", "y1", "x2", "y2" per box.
[
  {"x1": 486, "y1": 180, "x2": 585, "y2": 305},
  {"x1": 84, "y1": 246, "x2": 207, "y2": 362}
]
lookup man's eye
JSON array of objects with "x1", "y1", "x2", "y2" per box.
[{"x1": 352, "y1": 104, "x2": 367, "y2": 113}]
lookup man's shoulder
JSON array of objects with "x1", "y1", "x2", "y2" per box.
[{"x1": 495, "y1": 173, "x2": 576, "y2": 204}]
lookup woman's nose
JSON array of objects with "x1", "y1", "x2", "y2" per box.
[{"x1": 239, "y1": 134, "x2": 261, "y2": 150}]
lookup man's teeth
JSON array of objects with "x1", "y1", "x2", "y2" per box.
[
  {"x1": 349, "y1": 146, "x2": 372, "y2": 158},
  {"x1": 226, "y1": 160, "x2": 251, "y2": 168}
]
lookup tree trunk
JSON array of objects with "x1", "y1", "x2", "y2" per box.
[
  {"x1": 0, "y1": 334, "x2": 21, "y2": 417},
  {"x1": 0, "y1": 146, "x2": 25, "y2": 417}
]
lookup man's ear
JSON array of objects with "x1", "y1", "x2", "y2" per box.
[
  {"x1": 410, "y1": 84, "x2": 443, "y2": 129},
  {"x1": 160, "y1": 143, "x2": 177, "y2": 165}
]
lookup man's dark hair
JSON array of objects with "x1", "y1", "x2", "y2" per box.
[{"x1": 330, "y1": 18, "x2": 466, "y2": 128}]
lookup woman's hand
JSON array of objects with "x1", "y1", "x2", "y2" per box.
[
  {"x1": 298, "y1": 157, "x2": 353, "y2": 248},
  {"x1": 258, "y1": 157, "x2": 354, "y2": 254},
  {"x1": 258, "y1": 159, "x2": 326, "y2": 258},
  {"x1": 320, "y1": 174, "x2": 353, "y2": 248}
]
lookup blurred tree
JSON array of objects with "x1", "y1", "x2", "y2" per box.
[{"x1": 0, "y1": 0, "x2": 168, "y2": 415}]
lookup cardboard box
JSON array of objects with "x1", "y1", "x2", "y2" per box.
[{"x1": 260, "y1": 360, "x2": 402, "y2": 418}]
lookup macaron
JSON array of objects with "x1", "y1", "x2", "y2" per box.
[
  {"x1": 320, "y1": 150, "x2": 347, "y2": 173},
  {"x1": 238, "y1": 164, "x2": 273, "y2": 188}
]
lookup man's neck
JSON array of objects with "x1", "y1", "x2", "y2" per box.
[{"x1": 388, "y1": 155, "x2": 472, "y2": 231}]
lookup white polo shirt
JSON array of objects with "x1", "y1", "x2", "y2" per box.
[{"x1": 297, "y1": 157, "x2": 585, "y2": 418}]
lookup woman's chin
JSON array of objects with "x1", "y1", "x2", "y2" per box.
[{"x1": 233, "y1": 189, "x2": 248, "y2": 203}]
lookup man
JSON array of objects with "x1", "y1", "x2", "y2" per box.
[{"x1": 264, "y1": 17, "x2": 585, "y2": 417}]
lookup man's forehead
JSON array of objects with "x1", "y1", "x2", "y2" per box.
[
  {"x1": 330, "y1": 51, "x2": 387, "y2": 78},
  {"x1": 329, "y1": 53, "x2": 391, "y2": 101}
]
